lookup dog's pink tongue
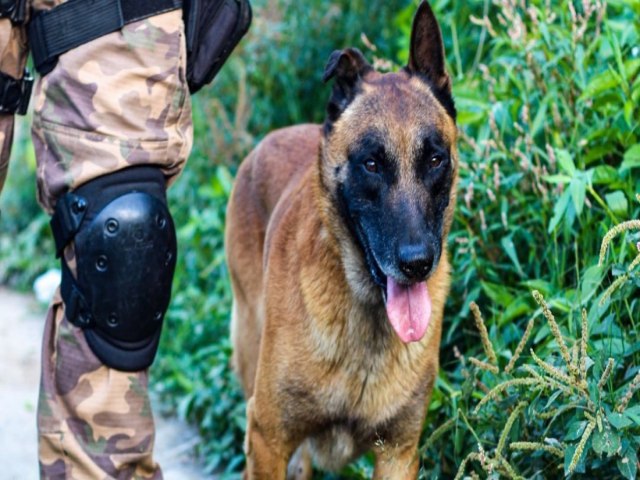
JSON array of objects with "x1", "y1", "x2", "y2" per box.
[{"x1": 385, "y1": 278, "x2": 431, "y2": 343}]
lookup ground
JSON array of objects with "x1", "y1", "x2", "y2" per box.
[{"x1": 0, "y1": 287, "x2": 209, "y2": 480}]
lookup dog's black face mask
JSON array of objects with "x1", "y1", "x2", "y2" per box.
[
  {"x1": 321, "y1": 1, "x2": 456, "y2": 343},
  {"x1": 336, "y1": 130, "x2": 453, "y2": 289},
  {"x1": 331, "y1": 120, "x2": 456, "y2": 343}
]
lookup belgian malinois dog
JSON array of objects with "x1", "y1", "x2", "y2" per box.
[{"x1": 226, "y1": 2, "x2": 457, "y2": 477}]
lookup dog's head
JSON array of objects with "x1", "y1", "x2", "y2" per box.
[{"x1": 320, "y1": 1, "x2": 457, "y2": 342}]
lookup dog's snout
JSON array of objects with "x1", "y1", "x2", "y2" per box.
[{"x1": 397, "y1": 243, "x2": 433, "y2": 281}]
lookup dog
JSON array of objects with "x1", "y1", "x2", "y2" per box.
[{"x1": 225, "y1": 2, "x2": 458, "y2": 478}]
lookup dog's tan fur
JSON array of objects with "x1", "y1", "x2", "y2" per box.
[{"x1": 226, "y1": 3, "x2": 457, "y2": 478}]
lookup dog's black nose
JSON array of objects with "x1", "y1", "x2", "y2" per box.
[{"x1": 398, "y1": 244, "x2": 434, "y2": 281}]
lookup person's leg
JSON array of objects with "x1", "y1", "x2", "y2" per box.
[
  {"x1": 31, "y1": 7, "x2": 192, "y2": 478},
  {"x1": 38, "y1": 295, "x2": 161, "y2": 479}
]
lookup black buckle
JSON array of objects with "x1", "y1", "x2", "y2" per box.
[
  {"x1": 0, "y1": 0, "x2": 26, "y2": 24},
  {"x1": 0, "y1": 69, "x2": 33, "y2": 115}
]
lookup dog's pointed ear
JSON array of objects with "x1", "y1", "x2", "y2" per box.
[
  {"x1": 323, "y1": 48, "x2": 372, "y2": 131},
  {"x1": 323, "y1": 47, "x2": 371, "y2": 84},
  {"x1": 407, "y1": 1, "x2": 450, "y2": 92}
]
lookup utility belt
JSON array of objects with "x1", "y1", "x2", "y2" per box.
[{"x1": 0, "y1": 0, "x2": 251, "y2": 114}]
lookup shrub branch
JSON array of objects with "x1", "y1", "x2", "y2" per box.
[
  {"x1": 470, "y1": 302, "x2": 498, "y2": 366},
  {"x1": 568, "y1": 419, "x2": 595, "y2": 474},
  {"x1": 505, "y1": 318, "x2": 534, "y2": 374},
  {"x1": 597, "y1": 358, "x2": 614, "y2": 390},
  {"x1": 617, "y1": 369, "x2": 640, "y2": 413},
  {"x1": 509, "y1": 441, "x2": 564, "y2": 458},
  {"x1": 474, "y1": 378, "x2": 540, "y2": 414},
  {"x1": 532, "y1": 291, "x2": 578, "y2": 378},
  {"x1": 598, "y1": 220, "x2": 640, "y2": 266}
]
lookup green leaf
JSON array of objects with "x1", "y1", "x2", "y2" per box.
[
  {"x1": 617, "y1": 444, "x2": 638, "y2": 480},
  {"x1": 592, "y1": 423, "x2": 621, "y2": 456},
  {"x1": 498, "y1": 298, "x2": 530, "y2": 325},
  {"x1": 625, "y1": 58, "x2": 640, "y2": 79},
  {"x1": 454, "y1": 420, "x2": 464, "y2": 457},
  {"x1": 585, "y1": 144, "x2": 616, "y2": 164},
  {"x1": 591, "y1": 338, "x2": 632, "y2": 356},
  {"x1": 565, "y1": 420, "x2": 588, "y2": 441},
  {"x1": 556, "y1": 149, "x2": 576, "y2": 176},
  {"x1": 624, "y1": 100, "x2": 634, "y2": 127},
  {"x1": 543, "y1": 174, "x2": 572, "y2": 184},
  {"x1": 570, "y1": 177, "x2": 587, "y2": 216},
  {"x1": 591, "y1": 165, "x2": 619, "y2": 185},
  {"x1": 457, "y1": 110, "x2": 484, "y2": 125},
  {"x1": 216, "y1": 165, "x2": 235, "y2": 195},
  {"x1": 480, "y1": 281, "x2": 515, "y2": 305},
  {"x1": 608, "y1": 24, "x2": 627, "y2": 84},
  {"x1": 579, "y1": 69, "x2": 619, "y2": 100},
  {"x1": 520, "y1": 280, "x2": 554, "y2": 297},
  {"x1": 544, "y1": 390, "x2": 563, "y2": 410},
  {"x1": 621, "y1": 144, "x2": 640, "y2": 172},
  {"x1": 531, "y1": 96, "x2": 548, "y2": 136},
  {"x1": 548, "y1": 190, "x2": 571, "y2": 233},
  {"x1": 608, "y1": 411, "x2": 634, "y2": 430},
  {"x1": 624, "y1": 405, "x2": 640, "y2": 426},
  {"x1": 500, "y1": 236, "x2": 524, "y2": 276},
  {"x1": 605, "y1": 190, "x2": 628, "y2": 216},
  {"x1": 580, "y1": 265, "x2": 604, "y2": 304}
]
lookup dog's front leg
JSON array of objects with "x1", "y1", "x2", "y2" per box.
[
  {"x1": 372, "y1": 439, "x2": 420, "y2": 480},
  {"x1": 244, "y1": 396, "x2": 291, "y2": 480}
]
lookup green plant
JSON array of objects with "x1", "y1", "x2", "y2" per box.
[
  {"x1": 453, "y1": 283, "x2": 640, "y2": 478},
  {"x1": 412, "y1": 0, "x2": 640, "y2": 477},
  {"x1": 0, "y1": 116, "x2": 56, "y2": 288}
]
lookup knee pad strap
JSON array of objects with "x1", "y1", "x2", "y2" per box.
[{"x1": 51, "y1": 166, "x2": 177, "y2": 371}]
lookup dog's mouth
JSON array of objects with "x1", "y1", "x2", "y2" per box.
[{"x1": 355, "y1": 223, "x2": 432, "y2": 344}]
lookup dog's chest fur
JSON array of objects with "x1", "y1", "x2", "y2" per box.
[
  {"x1": 280, "y1": 295, "x2": 435, "y2": 471},
  {"x1": 303, "y1": 284, "x2": 432, "y2": 418}
]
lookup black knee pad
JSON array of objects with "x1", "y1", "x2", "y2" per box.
[{"x1": 50, "y1": 166, "x2": 177, "y2": 371}]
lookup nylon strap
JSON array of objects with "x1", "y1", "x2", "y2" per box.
[
  {"x1": 60, "y1": 258, "x2": 93, "y2": 327},
  {"x1": 50, "y1": 191, "x2": 93, "y2": 327},
  {"x1": 50, "y1": 192, "x2": 88, "y2": 258},
  {"x1": 29, "y1": 0, "x2": 183, "y2": 75}
]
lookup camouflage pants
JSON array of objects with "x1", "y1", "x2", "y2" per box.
[{"x1": 1, "y1": 4, "x2": 192, "y2": 479}]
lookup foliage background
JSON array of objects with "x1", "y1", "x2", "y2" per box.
[{"x1": 1, "y1": 0, "x2": 639, "y2": 478}]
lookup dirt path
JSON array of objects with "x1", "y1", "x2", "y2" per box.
[{"x1": 0, "y1": 287, "x2": 208, "y2": 480}]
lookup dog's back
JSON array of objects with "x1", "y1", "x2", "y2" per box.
[{"x1": 226, "y1": 124, "x2": 322, "y2": 397}]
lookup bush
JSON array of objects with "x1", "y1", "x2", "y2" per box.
[
  {"x1": 414, "y1": 0, "x2": 640, "y2": 477},
  {"x1": 0, "y1": 117, "x2": 56, "y2": 288}
]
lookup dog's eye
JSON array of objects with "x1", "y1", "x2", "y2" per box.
[
  {"x1": 364, "y1": 159, "x2": 379, "y2": 173},
  {"x1": 430, "y1": 155, "x2": 443, "y2": 168}
]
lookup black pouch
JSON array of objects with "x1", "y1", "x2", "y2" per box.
[{"x1": 183, "y1": 0, "x2": 252, "y2": 94}]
